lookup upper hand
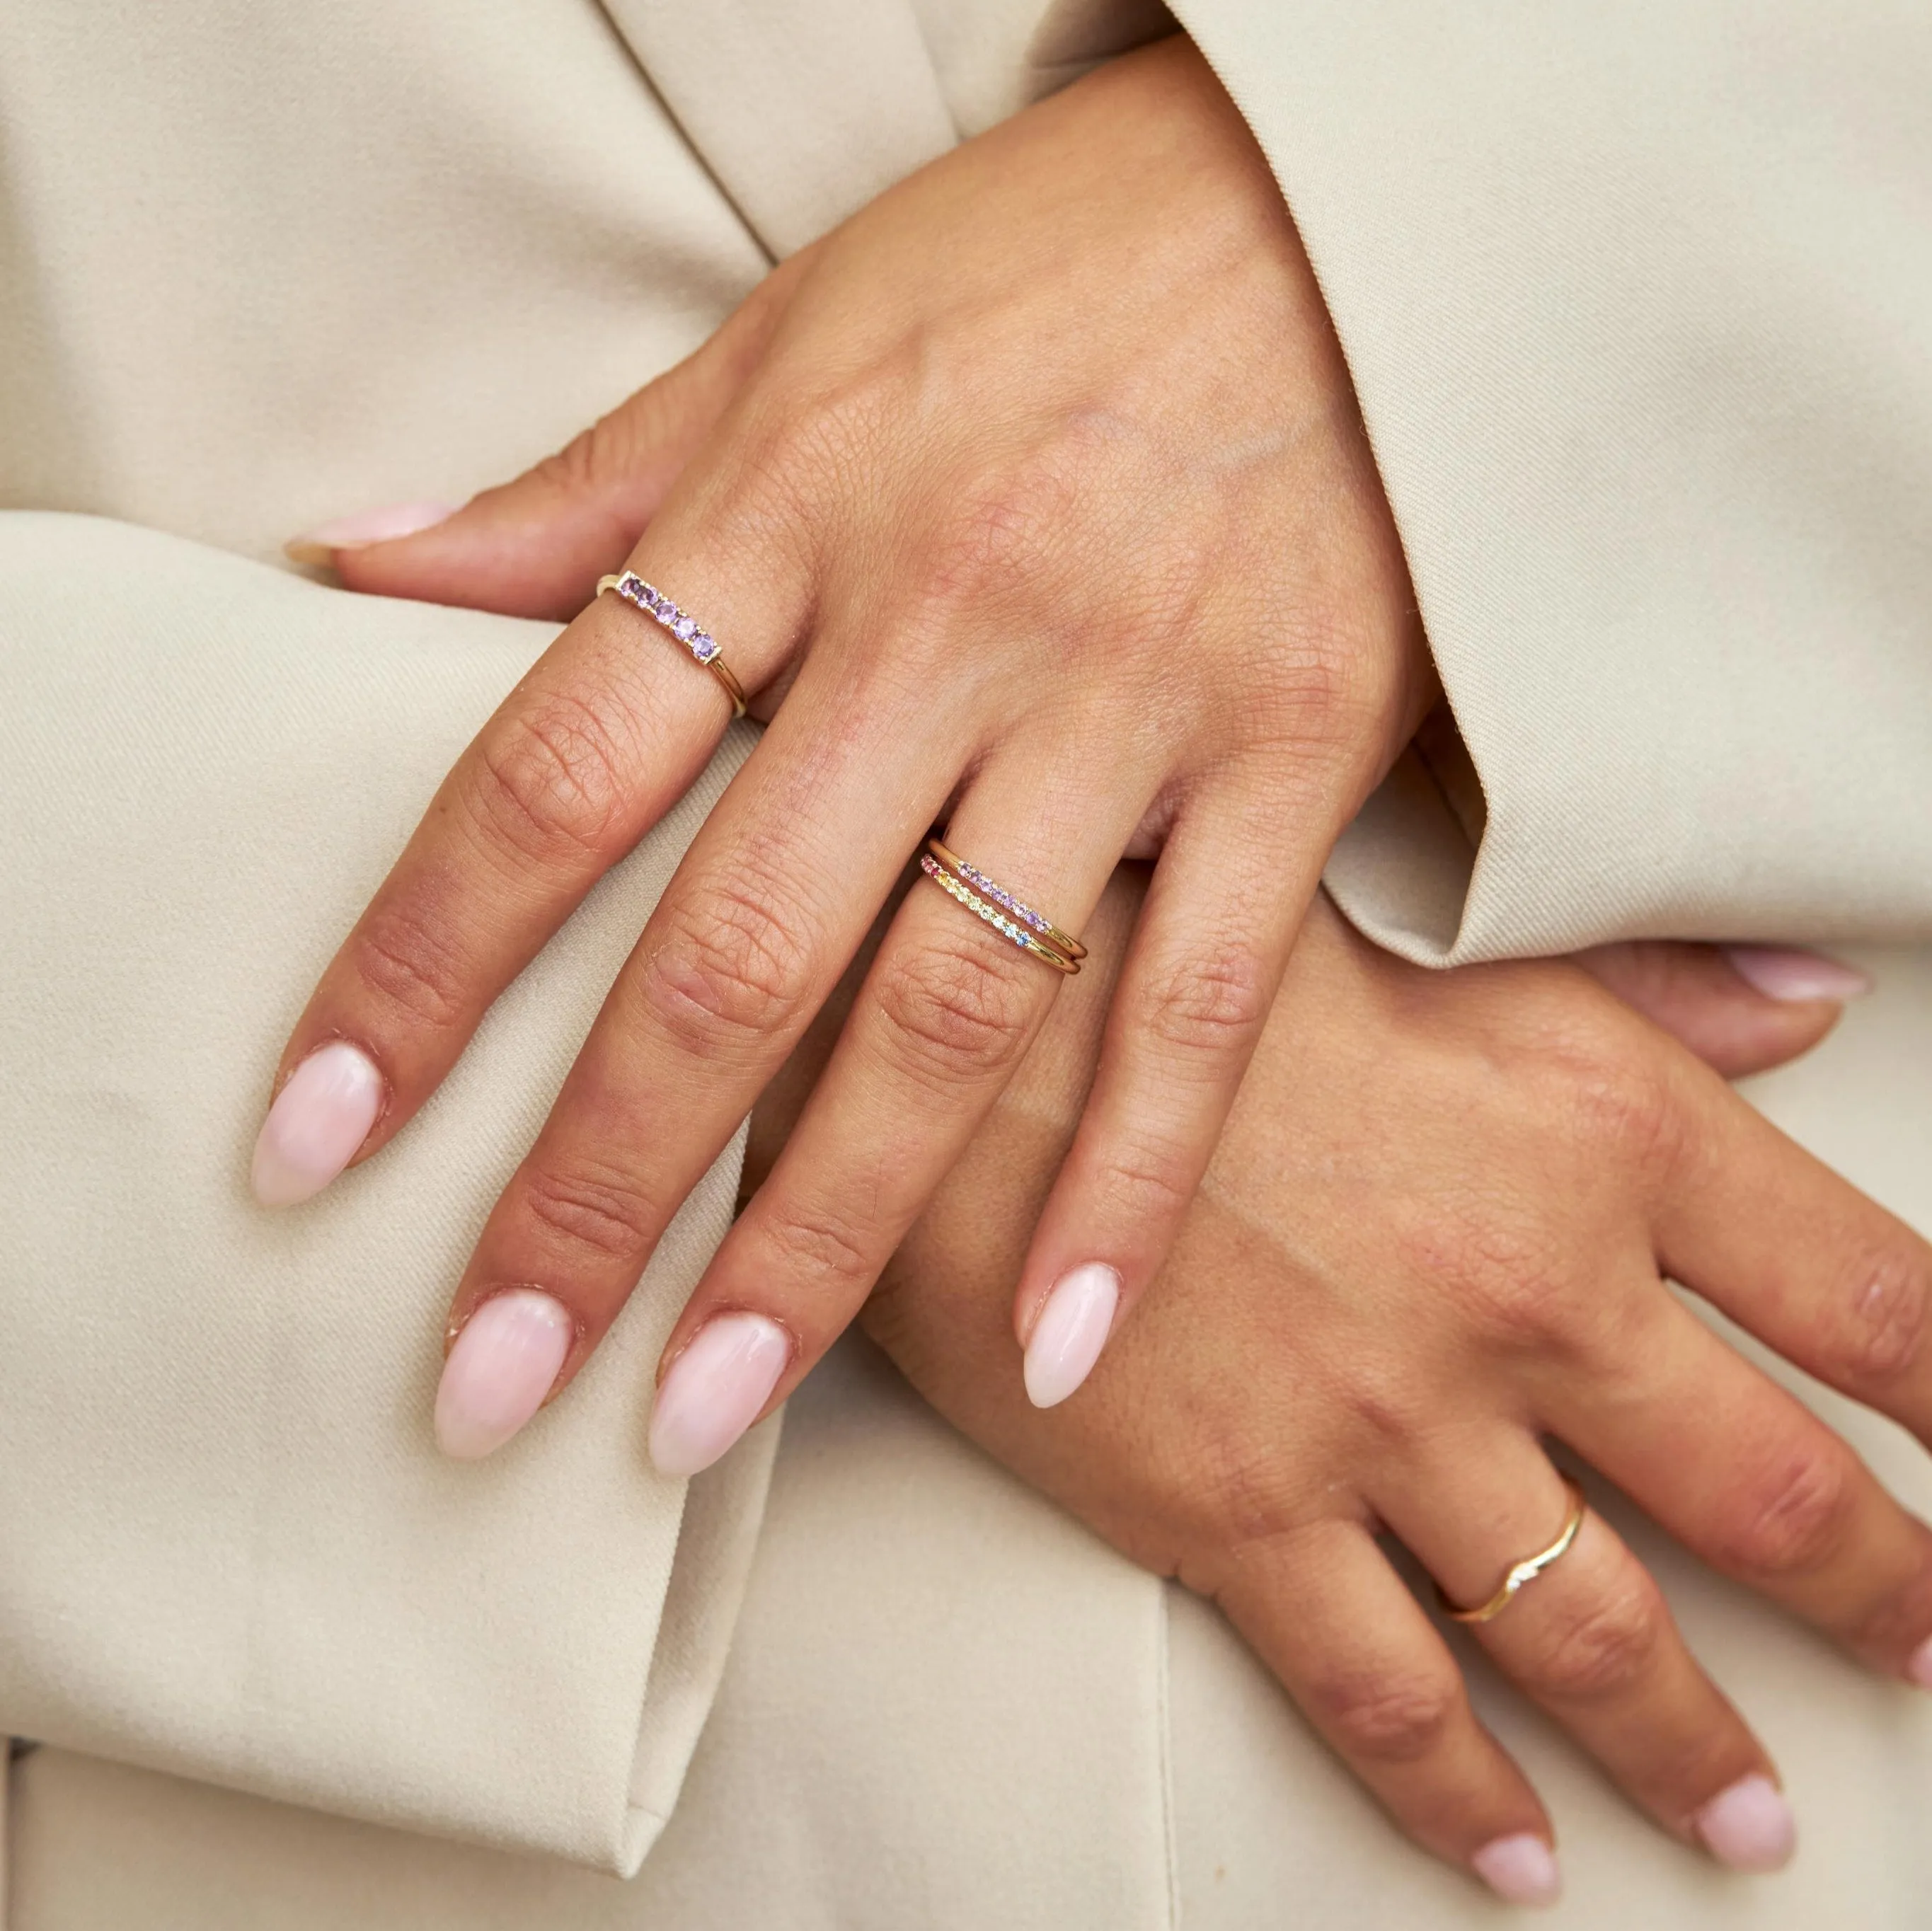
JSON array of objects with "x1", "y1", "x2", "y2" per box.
[{"x1": 257, "y1": 38, "x2": 1430, "y2": 1465}]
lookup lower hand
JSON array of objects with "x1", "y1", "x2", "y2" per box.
[{"x1": 777, "y1": 890, "x2": 1930, "y2": 1901}]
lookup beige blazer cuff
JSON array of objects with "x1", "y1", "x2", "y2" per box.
[
  {"x1": 1174, "y1": 0, "x2": 1932, "y2": 961},
  {"x1": 0, "y1": 514, "x2": 769, "y2": 1873}
]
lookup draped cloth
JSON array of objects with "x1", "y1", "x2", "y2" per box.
[{"x1": 1, "y1": 0, "x2": 1930, "y2": 1921}]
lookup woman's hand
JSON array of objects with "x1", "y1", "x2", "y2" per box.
[
  {"x1": 259, "y1": 38, "x2": 1432, "y2": 1463},
  {"x1": 778, "y1": 887, "x2": 1931, "y2": 1901}
]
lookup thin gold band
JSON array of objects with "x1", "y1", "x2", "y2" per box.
[
  {"x1": 1436, "y1": 1475, "x2": 1588, "y2": 1625},
  {"x1": 919, "y1": 855, "x2": 1081, "y2": 974},
  {"x1": 924, "y1": 839, "x2": 1087, "y2": 962},
  {"x1": 596, "y1": 572, "x2": 749, "y2": 719}
]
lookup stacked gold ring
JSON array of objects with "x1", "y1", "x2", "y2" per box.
[{"x1": 920, "y1": 838, "x2": 1084, "y2": 975}]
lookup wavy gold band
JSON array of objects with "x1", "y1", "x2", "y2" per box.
[{"x1": 1436, "y1": 1475, "x2": 1588, "y2": 1625}]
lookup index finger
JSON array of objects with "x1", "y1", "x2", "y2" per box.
[{"x1": 249, "y1": 519, "x2": 804, "y2": 1207}]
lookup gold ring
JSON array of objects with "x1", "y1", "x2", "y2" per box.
[
  {"x1": 597, "y1": 572, "x2": 748, "y2": 719},
  {"x1": 1436, "y1": 1475, "x2": 1588, "y2": 1625},
  {"x1": 920, "y1": 843, "x2": 1082, "y2": 974}
]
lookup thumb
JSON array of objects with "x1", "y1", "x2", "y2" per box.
[
  {"x1": 287, "y1": 250, "x2": 812, "y2": 622},
  {"x1": 1573, "y1": 940, "x2": 1872, "y2": 1080}
]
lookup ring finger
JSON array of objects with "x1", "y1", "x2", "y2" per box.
[{"x1": 1378, "y1": 1441, "x2": 1794, "y2": 1872}]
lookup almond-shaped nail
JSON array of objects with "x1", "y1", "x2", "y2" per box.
[
  {"x1": 251, "y1": 1041, "x2": 384, "y2": 1206},
  {"x1": 1471, "y1": 1833, "x2": 1562, "y2": 1908},
  {"x1": 435, "y1": 1289, "x2": 573, "y2": 1459},
  {"x1": 1692, "y1": 1774, "x2": 1796, "y2": 1872},
  {"x1": 1723, "y1": 945, "x2": 1873, "y2": 1004},
  {"x1": 1023, "y1": 1262, "x2": 1120, "y2": 1409},
  {"x1": 648, "y1": 1313, "x2": 789, "y2": 1477},
  {"x1": 285, "y1": 500, "x2": 458, "y2": 565}
]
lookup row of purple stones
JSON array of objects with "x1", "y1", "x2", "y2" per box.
[
  {"x1": 612, "y1": 572, "x2": 723, "y2": 664},
  {"x1": 920, "y1": 855, "x2": 1042, "y2": 954},
  {"x1": 948, "y1": 855, "x2": 1056, "y2": 938}
]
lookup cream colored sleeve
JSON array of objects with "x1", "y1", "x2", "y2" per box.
[
  {"x1": 0, "y1": 513, "x2": 775, "y2": 1876},
  {"x1": 1170, "y1": 0, "x2": 1932, "y2": 963}
]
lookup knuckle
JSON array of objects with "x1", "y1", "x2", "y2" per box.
[
  {"x1": 532, "y1": 406, "x2": 650, "y2": 502},
  {"x1": 1311, "y1": 1666, "x2": 1461, "y2": 1765},
  {"x1": 1834, "y1": 1240, "x2": 1932, "y2": 1383},
  {"x1": 732, "y1": 374, "x2": 883, "y2": 527},
  {"x1": 470, "y1": 696, "x2": 635, "y2": 867},
  {"x1": 1520, "y1": 1573, "x2": 1666, "y2": 1702},
  {"x1": 754, "y1": 1198, "x2": 879, "y2": 1299},
  {"x1": 1398, "y1": 1204, "x2": 1583, "y2": 1359},
  {"x1": 348, "y1": 899, "x2": 470, "y2": 1031},
  {"x1": 1137, "y1": 944, "x2": 1271, "y2": 1062},
  {"x1": 1330, "y1": 1354, "x2": 1433, "y2": 1451},
  {"x1": 869, "y1": 933, "x2": 1037, "y2": 1090},
  {"x1": 1720, "y1": 1445, "x2": 1857, "y2": 1579},
  {"x1": 1553, "y1": 1020, "x2": 1686, "y2": 1182},
  {"x1": 636, "y1": 875, "x2": 818, "y2": 1061},
  {"x1": 903, "y1": 448, "x2": 1079, "y2": 625},
  {"x1": 1092, "y1": 1133, "x2": 1198, "y2": 1231},
  {"x1": 519, "y1": 1160, "x2": 660, "y2": 1265}
]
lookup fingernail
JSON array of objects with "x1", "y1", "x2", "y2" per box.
[
  {"x1": 1723, "y1": 945, "x2": 1873, "y2": 1004},
  {"x1": 1471, "y1": 1833, "x2": 1562, "y2": 1908},
  {"x1": 285, "y1": 500, "x2": 458, "y2": 565},
  {"x1": 648, "y1": 1312, "x2": 790, "y2": 1477},
  {"x1": 434, "y1": 1289, "x2": 573, "y2": 1459},
  {"x1": 1692, "y1": 1773, "x2": 1796, "y2": 1872},
  {"x1": 1023, "y1": 1262, "x2": 1121, "y2": 1409},
  {"x1": 1904, "y1": 1635, "x2": 1932, "y2": 1689},
  {"x1": 250, "y1": 1041, "x2": 384, "y2": 1206}
]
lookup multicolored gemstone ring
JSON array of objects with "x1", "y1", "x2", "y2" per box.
[
  {"x1": 921, "y1": 839, "x2": 1084, "y2": 975},
  {"x1": 596, "y1": 572, "x2": 748, "y2": 718}
]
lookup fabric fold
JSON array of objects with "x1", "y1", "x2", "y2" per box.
[
  {"x1": 0, "y1": 514, "x2": 768, "y2": 1871},
  {"x1": 1176, "y1": 0, "x2": 1932, "y2": 962}
]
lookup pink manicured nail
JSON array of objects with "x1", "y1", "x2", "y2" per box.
[
  {"x1": 284, "y1": 500, "x2": 458, "y2": 565},
  {"x1": 1904, "y1": 1635, "x2": 1932, "y2": 1689},
  {"x1": 648, "y1": 1313, "x2": 790, "y2": 1477},
  {"x1": 250, "y1": 1041, "x2": 384, "y2": 1206},
  {"x1": 1723, "y1": 945, "x2": 1873, "y2": 1004},
  {"x1": 434, "y1": 1289, "x2": 573, "y2": 1459},
  {"x1": 1471, "y1": 1833, "x2": 1562, "y2": 1908},
  {"x1": 1693, "y1": 1774, "x2": 1796, "y2": 1872},
  {"x1": 1023, "y1": 1262, "x2": 1120, "y2": 1409}
]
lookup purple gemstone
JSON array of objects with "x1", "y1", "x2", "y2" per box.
[
  {"x1": 691, "y1": 633, "x2": 718, "y2": 662},
  {"x1": 672, "y1": 614, "x2": 697, "y2": 642}
]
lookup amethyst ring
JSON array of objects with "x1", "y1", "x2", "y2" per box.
[{"x1": 596, "y1": 572, "x2": 748, "y2": 719}]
